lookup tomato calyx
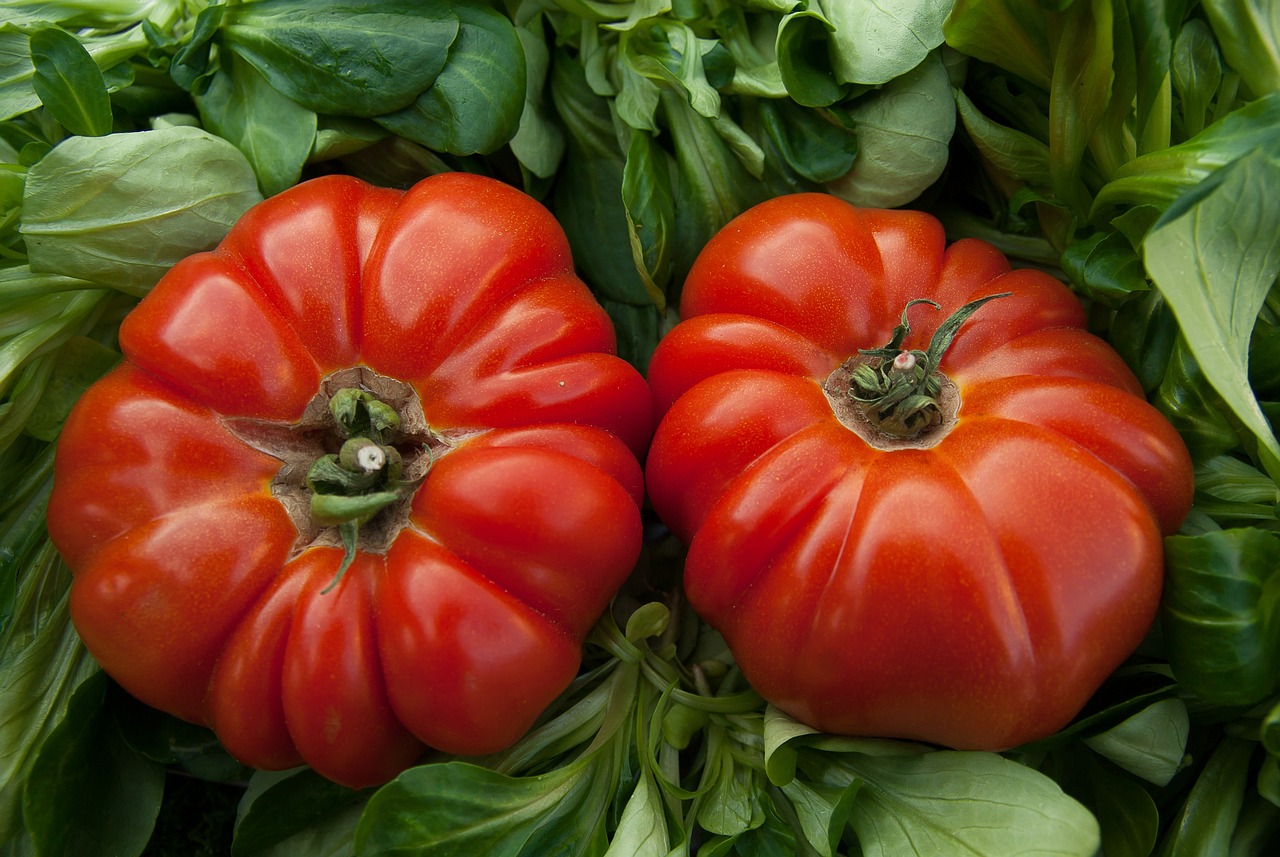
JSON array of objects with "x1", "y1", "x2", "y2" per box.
[
  {"x1": 224, "y1": 368, "x2": 442, "y2": 580},
  {"x1": 825, "y1": 293, "x2": 1009, "y2": 447}
]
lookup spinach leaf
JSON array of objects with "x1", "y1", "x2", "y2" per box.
[
  {"x1": 1172, "y1": 19, "x2": 1224, "y2": 138},
  {"x1": 1143, "y1": 145, "x2": 1280, "y2": 478},
  {"x1": 28, "y1": 26, "x2": 112, "y2": 136},
  {"x1": 375, "y1": 2, "x2": 525, "y2": 157},
  {"x1": 943, "y1": 0, "x2": 1054, "y2": 90},
  {"x1": 825, "y1": 51, "x2": 954, "y2": 208},
  {"x1": 1162, "y1": 528, "x2": 1280, "y2": 707},
  {"x1": 1081, "y1": 698, "x2": 1190, "y2": 787},
  {"x1": 22, "y1": 671, "x2": 165, "y2": 857},
  {"x1": 219, "y1": 0, "x2": 460, "y2": 117},
  {"x1": 20, "y1": 125, "x2": 263, "y2": 292},
  {"x1": 1156, "y1": 737, "x2": 1254, "y2": 855},
  {"x1": 821, "y1": 0, "x2": 949, "y2": 86},
  {"x1": 196, "y1": 50, "x2": 317, "y2": 198},
  {"x1": 232, "y1": 768, "x2": 369, "y2": 857},
  {"x1": 0, "y1": 23, "x2": 146, "y2": 122}
]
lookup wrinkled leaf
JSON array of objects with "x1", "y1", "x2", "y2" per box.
[{"x1": 1082, "y1": 698, "x2": 1189, "y2": 787}]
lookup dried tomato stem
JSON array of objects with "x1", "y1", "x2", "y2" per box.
[{"x1": 849, "y1": 292, "x2": 1010, "y2": 439}]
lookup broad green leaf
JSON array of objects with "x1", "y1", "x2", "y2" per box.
[
  {"x1": 22, "y1": 671, "x2": 165, "y2": 857},
  {"x1": 375, "y1": 3, "x2": 524, "y2": 156},
  {"x1": 1143, "y1": 146, "x2": 1280, "y2": 478},
  {"x1": 20, "y1": 125, "x2": 263, "y2": 292},
  {"x1": 1202, "y1": 0, "x2": 1280, "y2": 97},
  {"x1": 1162, "y1": 528, "x2": 1280, "y2": 707},
  {"x1": 28, "y1": 26, "x2": 112, "y2": 136},
  {"x1": 779, "y1": 778, "x2": 860, "y2": 857},
  {"x1": 841, "y1": 749, "x2": 1100, "y2": 857},
  {"x1": 943, "y1": 0, "x2": 1053, "y2": 90},
  {"x1": 756, "y1": 98, "x2": 858, "y2": 185},
  {"x1": 1082, "y1": 699, "x2": 1189, "y2": 787},
  {"x1": 232, "y1": 768, "x2": 369, "y2": 857},
  {"x1": 825, "y1": 51, "x2": 954, "y2": 208},
  {"x1": 606, "y1": 767, "x2": 670, "y2": 857},
  {"x1": 196, "y1": 51, "x2": 317, "y2": 198},
  {"x1": 822, "y1": 0, "x2": 949, "y2": 85},
  {"x1": 1041, "y1": 747, "x2": 1160, "y2": 857},
  {"x1": 220, "y1": 0, "x2": 460, "y2": 117},
  {"x1": 1126, "y1": 0, "x2": 1186, "y2": 155},
  {"x1": 354, "y1": 760, "x2": 612, "y2": 856}
]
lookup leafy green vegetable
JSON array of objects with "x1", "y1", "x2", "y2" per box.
[
  {"x1": 28, "y1": 26, "x2": 113, "y2": 137},
  {"x1": 1143, "y1": 145, "x2": 1280, "y2": 479},
  {"x1": 20, "y1": 125, "x2": 263, "y2": 292}
]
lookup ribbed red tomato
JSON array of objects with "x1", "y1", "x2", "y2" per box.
[
  {"x1": 645, "y1": 194, "x2": 1193, "y2": 751},
  {"x1": 46, "y1": 172, "x2": 653, "y2": 788}
]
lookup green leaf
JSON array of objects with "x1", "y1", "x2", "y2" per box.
[
  {"x1": 1060, "y1": 231, "x2": 1149, "y2": 307},
  {"x1": 822, "y1": 0, "x2": 949, "y2": 86},
  {"x1": 233, "y1": 768, "x2": 369, "y2": 857},
  {"x1": 375, "y1": 3, "x2": 524, "y2": 157},
  {"x1": 0, "y1": 23, "x2": 144, "y2": 123},
  {"x1": 28, "y1": 26, "x2": 112, "y2": 136},
  {"x1": 1201, "y1": 0, "x2": 1280, "y2": 98},
  {"x1": 22, "y1": 671, "x2": 165, "y2": 857},
  {"x1": 1093, "y1": 94, "x2": 1280, "y2": 213},
  {"x1": 1157, "y1": 737, "x2": 1254, "y2": 855},
  {"x1": 1081, "y1": 698, "x2": 1190, "y2": 787},
  {"x1": 353, "y1": 760, "x2": 611, "y2": 856},
  {"x1": 620, "y1": 17, "x2": 721, "y2": 119},
  {"x1": 779, "y1": 778, "x2": 860, "y2": 857},
  {"x1": 20, "y1": 125, "x2": 263, "y2": 292},
  {"x1": 1047, "y1": 0, "x2": 1114, "y2": 216},
  {"x1": 1171, "y1": 18, "x2": 1223, "y2": 138},
  {"x1": 621, "y1": 129, "x2": 675, "y2": 310},
  {"x1": 508, "y1": 18, "x2": 565, "y2": 179},
  {"x1": 1161, "y1": 528, "x2": 1280, "y2": 707},
  {"x1": 195, "y1": 50, "x2": 317, "y2": 198},
  {"x1": 1143, "y1": 145, "x2": 1280, "y2": 479},
  {"x1": 756, "y1": 98, "x2": 858, "y2": 185},
  {"x1": 220, "y1": 0, "x2": 460, "y2": 117},
  {"x1": 776, "y1": 6, "x2": 845, "y2": 108},
  {"x1": 954, "y1": 87, "x2": 1052, "y2": 189},
  {"x1": 0, "y1": 544, "x2": 98, "y2": 851},
  {"x1": 840, "y1": 749, "x2": 1100, "y2": 857},
  {"x1": 825, "y1": 51, "x2": 955, "y2": 208},
  {"x1": 22, "y1": 334, "x2": 118, "y2": 441},
  {"x1": 1041, "y1": 747, "x2": 1161, "y2": 857},
  {"x1": 943, "y1": 0, "x2": 1054, "y2": 90},
  {"x1": 1155, "y1": 337, "x2": 1242, "y2": 461}
]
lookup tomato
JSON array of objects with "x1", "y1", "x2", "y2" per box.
[
  {"x1": 645, "y1": 194, "x2": 1194, "y2": 751},
  {"x1": 46, "y1": 173, "x2": 653, "y2": 788}
]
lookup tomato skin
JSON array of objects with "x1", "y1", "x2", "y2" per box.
[
  {"x1": 47, "y1": 173, "x2": 653, "y2": 788},
  {"x1": 646, "y1": 194, "x2": 1193, "y2": 751}
]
